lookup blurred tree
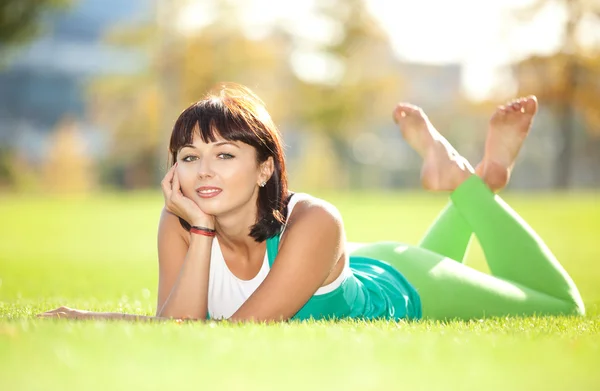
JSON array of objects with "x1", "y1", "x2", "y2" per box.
[
  {"x1": 88, "y1": 0, "x2": 294, "y2": 188},
  {"x1": 43, "y1": 116, "x2": 97, "y2": 193},
  {"x1": 511, "y1": 0, "x2": 600, "y2": 188},
  {"x1": 0, "y1": 146, "x2": 15, "y2": 190},
  {"x1": 87, "y1": 0, "x2": 405, "y2": 189},
  {"x1": 0, "y1": 0, "x2": 71, "y2": 47},
  {"x1": 284, "y1": 0, "x2": 406, "y2": 188}
]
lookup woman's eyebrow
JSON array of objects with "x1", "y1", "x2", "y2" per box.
[
  {"x1": 214, "y1": 141, "x2": 240, "y2": 148},
  {"x1": 179, "y1": 141, "x2": 239, "y2": 151}
]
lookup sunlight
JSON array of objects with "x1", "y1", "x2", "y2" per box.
[{"x1": 176, "y1": 0, "x2": 567, "y2": 100}]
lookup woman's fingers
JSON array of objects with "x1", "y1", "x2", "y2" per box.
[
  {"x1": 37, "y1": 306, "x2": 71, "y2": 318},
  {"x1": 171, "y1": 168, "x2": 182, "y2": 198},
  {"x1": 38, "y1": 312, "x2": 64, "y2": 318},
  {"x1": 165, "y1": 165, "x2": 185, "y2": 215},
  {"x1": 161, "y1": 164, "x2": 177, "y2": 192},
  {"x1": 161, "y1": 164, "x2": 178, "y2": 201},
  {"x1": 169, "y1": 170, "x2": 187, "y2": 212},
  {"x1": 43, "y1": 306, "x2": 70, "y2": 314},
  {"x1": 37, "y1": 307, "x2": 89, "y2": 319}
]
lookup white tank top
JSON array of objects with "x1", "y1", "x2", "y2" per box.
[{"x1": 207, "y1": 193, "x2": 350, "y2": 319}]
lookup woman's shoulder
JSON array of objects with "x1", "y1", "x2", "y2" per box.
[
  {"x1": 279, "y1": 192, "x2": 345, "y2": 256},
  {"x1": 288, "y1": 192, "x2": 341, "y2": 216},
  {"x1": 285, "y1": 192, "x2": 343, "y2": 232}
]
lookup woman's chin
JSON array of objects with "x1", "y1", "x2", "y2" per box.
[{"x1": 193, "y1": 199, "x2": 222, "y2": 216}]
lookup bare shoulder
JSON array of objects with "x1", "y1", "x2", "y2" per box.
[{"x1": 282, "y1": 193, "x2": 344, "y2": 240}]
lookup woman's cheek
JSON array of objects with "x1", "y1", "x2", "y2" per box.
[{"x1": 176, "y1": 167, "x2": 195, "y2": 197}]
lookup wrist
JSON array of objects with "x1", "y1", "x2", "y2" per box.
[
  {"x1": 190, "y1": 225, "x2": 216, "y2": 238},
  {"x1": 189, "y1": 230, "x2": 215, "y2": 242},
  {"x1": 190, "y1": 218, "x2": 214, "y2": 230}
]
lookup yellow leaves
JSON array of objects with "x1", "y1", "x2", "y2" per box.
[
  {"x1": 514, "y1": 52, "x2": 600, "y2": 136},
  {"x1": 103, "y1": 24, "x2": 158, "y2": 47},
  {"x1": 43, "y1": 117, "x2": 97, "y2": 194}
]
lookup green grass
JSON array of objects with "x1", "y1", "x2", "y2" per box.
[{"x1": 1, "y1": 191, "x2": 599, "y2": 391}]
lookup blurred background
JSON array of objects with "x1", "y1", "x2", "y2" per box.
[
  {"x1": 2, "y1": 6, "x2": 600, "y2": 388},
  {"x1": 0, "y1": 0, "x2": 599, "y2": 193}
]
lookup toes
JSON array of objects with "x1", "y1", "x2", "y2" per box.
[
  {"x1": 508, "y1": 96, "x2": 538, "y2": 114},
  {"x1": 523, "y1": 95, "x2": 538, "y2": 114},
  {"x1": 512, "y1": 102, "x2": 523, "y2": 112},
  {"x1": 505, "y1": 98, "x2": 524, "y2": 111},
  {"x1": 393, "y1": 103, "x2": 420, "y2": 123},
  {"x1": 503, "y1": 98, "x2": 534, "y2": 115},
  {"x1": 504, "y1": 95, "x2": 539, "y2": 113},
  {"x1": 393, "y1": 107, "x2": 405, "y2": 123}
]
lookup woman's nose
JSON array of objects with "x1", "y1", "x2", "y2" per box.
[{"x1": 196, "y1": 157, "x2": 214, "y2": 179}]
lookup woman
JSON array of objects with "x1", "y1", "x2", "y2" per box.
[{"x1": 40, "y1": 83, "x2": 585, "y2": 322}]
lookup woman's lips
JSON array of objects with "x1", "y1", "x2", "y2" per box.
[{"x1": 196, "y1": 186, "x2": 222, "y2": 198}]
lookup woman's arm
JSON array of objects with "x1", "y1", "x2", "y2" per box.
[
  {"x1": 156, "y1": 208, "x2": 212, "y2": 320},
  {"x1": 39, "y1": 165, "x2": 214, "y2": 322},
  {"x1": 40, "y1": 208, "x2": 213, "y2": 321},
  {"x1": 229, "y1": 198, "x2": 345, "y2": 322},
  {"x1": 37, "y1": 306, "x2": 167, "y2": 321}
]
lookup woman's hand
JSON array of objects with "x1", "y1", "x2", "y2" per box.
[
  {"x1": 37, "y1": 307, "x2": 166, "y2": 322},
  {"x1": 161, "y1": 163, "x2": 215, "y2": 228},
  {"x1": 37, "y1": 306, "x2": 91, "y2": 319}
]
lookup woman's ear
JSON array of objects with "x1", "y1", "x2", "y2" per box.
[{"x1": 260, "y1": 157, "x2": 275, "y2": 183}]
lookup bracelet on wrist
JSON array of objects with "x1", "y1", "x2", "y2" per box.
[{"x1": 190, "y1": 225, "x2": 216, "y2": 237}]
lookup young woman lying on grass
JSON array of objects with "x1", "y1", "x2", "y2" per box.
[{"x1": 40, "y1": 83, "x2": 585, "y2": 322}]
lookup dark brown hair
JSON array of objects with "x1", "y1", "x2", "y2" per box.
[{"x1": 168, "y1": 82, "x2": 289, "y2": 242}]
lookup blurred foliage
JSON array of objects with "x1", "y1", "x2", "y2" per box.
[
  {"x1": 87, "y1": 0, "x2": 406, "y2": 189},
  {"x1": 0, "y1": 146, "x2": 15, "y2": 190},
  {"x1": 3, "y1": 0, "x2": 598, "y2": 192},
  {"x1": 290, "y1": 0, "x2": 406, "y2": 188},
  {"x1": 510, "y1": 0, "x2": 600, "y2": 188},
  {"x1": 0, "y1": 149, "x2": 43, "y2": 193},
  {"x1": 0, "y1": 117, "x2": 97, "y2": 193},
  {"x1": 0, "y1": 0, "x2": 72, "y2": 47},
  {"x1": 42, "y1": 117, "x2": 97, "y2": 193}
]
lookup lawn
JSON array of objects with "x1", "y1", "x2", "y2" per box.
[{"x1": 1, "y1": 191, "x2": 599, "y2": 391}]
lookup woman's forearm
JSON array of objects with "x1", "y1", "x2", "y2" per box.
[{"x1": 156, "y1": 234, "x2": 212, "y2": 319}]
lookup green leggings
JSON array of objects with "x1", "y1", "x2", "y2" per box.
[{"x1": 351, "y1": 175, "x2": 585, "y2": 320}]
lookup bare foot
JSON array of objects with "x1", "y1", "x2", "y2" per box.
[
  {"x1": 475, "y1": 96, "x2": 538, "y2": 192},
  {"x1": 393, "y1": 103, "x2": 473, "y2": 191}
]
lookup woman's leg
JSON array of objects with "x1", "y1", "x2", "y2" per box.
[
  {"x1": 417, "y1": 202, "x2": 472, "y2": 264},
  {"x1": 352, "y1": 175, "x2": 585, "y2": 319},
  {"x1": 354, "y1": 176, "x2": 584, "y2": 319},
  {"x1": 353, "y1": 176, "x2": 585, "y2": 318},
  {"x1": 390, "y1": 101, "x2": 477, "y2": 263},
  {"x1": 451, "y1": 175, "x2": 584, "y2": 308},
  {"x1": 351, "y1": 241, "x2": 583, "y2": 320},
  {"x1": 353, "y1": 97, "x2": 585, "y2": 319}
]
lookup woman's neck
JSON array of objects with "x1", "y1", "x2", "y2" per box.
[{"x1": 214, "y1": 205, "x2": 261, "y2": 256}]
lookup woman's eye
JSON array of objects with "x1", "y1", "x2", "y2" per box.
[
  {"x1": 218, "y1": 153, "x2": 234, "y2": 159},
  {"x1": 182, "y1": 155, "x2": 197, "y2": 162}
]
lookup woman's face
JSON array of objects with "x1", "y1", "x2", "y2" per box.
[{"x1": 175, "y1": 131, "x2": 272, "y2": 217}]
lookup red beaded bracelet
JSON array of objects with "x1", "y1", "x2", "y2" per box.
[{"x1": 190, "y1": 226, "x2": 216, "y2": 237}]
